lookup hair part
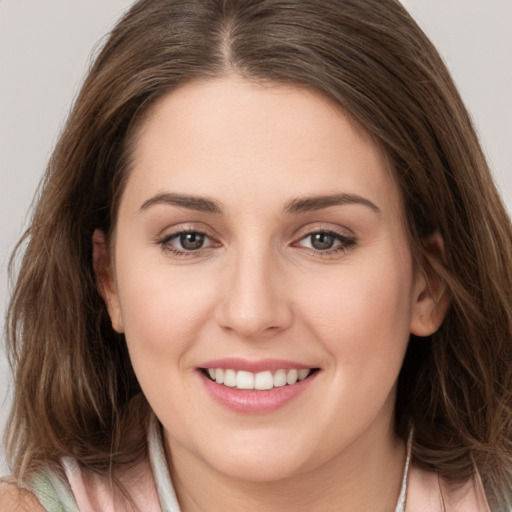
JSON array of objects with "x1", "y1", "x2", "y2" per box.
[{"x1": 4, "y1": 0, "x2": 512, "y2": 509}]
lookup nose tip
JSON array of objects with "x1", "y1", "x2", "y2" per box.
[{"x1": 214, "y1": 260, "x2": 293, "y2": 339}]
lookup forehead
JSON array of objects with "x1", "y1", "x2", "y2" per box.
[{"x1": 123, "y1": 76, "x2": 402, "y2": 218}]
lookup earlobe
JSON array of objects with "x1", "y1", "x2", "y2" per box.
[
  {"x1": 92, "y1": 229, "x2": 124, "y2": 333},
  {"x1": 410, "y1": 233, "x2": 450, "y2": 337}
]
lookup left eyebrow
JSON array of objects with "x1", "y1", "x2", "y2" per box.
[
  {"x1": 283, "y1": 193, "x2": 381, "y2": 215},
  {"x1": 139, "y1": 192, "x2": 223, "y2": 214}
]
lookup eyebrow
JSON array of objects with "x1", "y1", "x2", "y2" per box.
[
  {"x1": 284, "y1": 193, "x2": 381, "y2": 214},
  {"x1": 139, "y1": 191, "x2": 380, "y2": 216},
  {"x1": 140, "y1": 193, "x2": 223, "y2": 214}
]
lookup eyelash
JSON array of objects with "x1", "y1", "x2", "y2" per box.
[
  {"x1": 157, "y1": 228, "x2": 356, "y2": 257},
  {"x1": 157, "y1": 228, "x2": 218, "y2": 257},
  {"x1": 294, "y1": 229, "x2": 357, "y2": 256}
]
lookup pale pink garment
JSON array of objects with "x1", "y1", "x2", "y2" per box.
[
  {"x1": 60, "y1": 418, "x2": 491, "y2": 511},
  {"x1": 64, "y1": 461, "x2": 491, "y2": 512},
  {"x1": 406, "y1": 461, "x2": 491, "y2": 511},
  {"x1": 63, "y1": 456, "x2": 162, "y2": 512}
]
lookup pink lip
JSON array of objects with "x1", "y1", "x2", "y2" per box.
[
  {"x1": 198, "y1": 368, "x2": 318, "y2": 414},
  {"x1": 199, "y1": 357, "x2": 313, "y2": 373}
]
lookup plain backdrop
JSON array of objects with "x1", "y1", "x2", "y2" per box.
[{"x1": 1, "y1": 1, "x2": 511, "y2": 476}]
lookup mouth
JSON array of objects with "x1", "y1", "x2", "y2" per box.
[{"x1": 200, "y1": 367, "x2": 319, "y2": 391}]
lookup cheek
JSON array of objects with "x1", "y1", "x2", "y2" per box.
[
  {"x1": 298, "y1": 247, "x2": 414, "y2": 365},
  {"x1": 113, "y1": 250, "x2": 218, "y2": 367},
  {"x1": 113, "y1": 258, "x2": 218, "y2": 429}
]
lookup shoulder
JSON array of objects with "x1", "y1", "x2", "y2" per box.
[
  {"x1": 406, "y1": 460, "x2": 491, "y2": 512},
  {"x1": 1, "y1": 465, "x2": 79, "y2": 512},
  {"x1": 439, "y1": 473, "x2": 492, "y2": 512},
  {"x1": 0, "y1": 482, "x2": 45, "y2": 512}
]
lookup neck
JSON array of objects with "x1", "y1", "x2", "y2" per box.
[{"x1": 165, "y1": 418, "x2": 406, "y2": 512}]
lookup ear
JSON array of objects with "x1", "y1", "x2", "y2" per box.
[
  {"x1": 92, "y1": 229, "x2": 124, "y2": 333},
  {"x1": 410, "y1": 233, "x2": 450, "y2": 337}
]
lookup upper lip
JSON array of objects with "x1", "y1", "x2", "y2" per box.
[{"x1": 199, "y1": 357, "x2": 315, "y2": 373}]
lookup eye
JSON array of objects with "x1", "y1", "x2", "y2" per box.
[
  {"x1": 308, "y1": 232, "x2": 337, "y2": 250},
  {"x1": 177, "y1": 231, "x2": 206, "y2": 251},
  {"x1": 295, "y1": 229, "x2": 356, "y2": 255},
  {"x1": 158, "y1": 229, "x2": 218, "y2": 255}
]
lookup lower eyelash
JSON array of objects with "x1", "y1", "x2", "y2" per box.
[
  {"x1": 162, "y1": 246, "x2": 191, "y2": 256},
  {"x1": 302, "y1": 231, "x2": 357, "y2": 254},
  {"x1": 306, "y1": 238, "x2": 356, "y2": 256},
  {"x1": 157, "y1": 229, "x2": 211, "y2": 256}
]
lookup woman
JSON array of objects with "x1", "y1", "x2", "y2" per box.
[{"x1": 2, "y1": 0, "x2": 511, "y2": 510}]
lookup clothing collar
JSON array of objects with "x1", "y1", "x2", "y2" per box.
[{"x1": 147, "y1": 415, "x2": 413, "y2": 512}]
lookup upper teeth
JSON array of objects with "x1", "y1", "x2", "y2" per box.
[{"x1": 207, "y1": 368, "x2": 311, "y2": 390}]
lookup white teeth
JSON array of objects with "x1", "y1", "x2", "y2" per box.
[
  {"x1": 254, "y1": 371, "x2": 273, "y2": 390},
  {"x1": 206, "y1": 368, "x2": 313, "y2": 390},
  {"x1": 273, "y1": 369, "x2": 287, "y2": 387},
  {"x1": 215, "y1": 368, "x2": 225, "y2": 384},
  {"x1": 236, "y1": 370, "x2": 254, "y2": 389},
  {"x1": 298, "y1": 369, "x2": 310, "y2": 381},
  {"x1": 286, "y1": 369, "x2": 298, "y2": 385},
  {"x1": 224, "y1": 369, "x2": 237, "y2": 387}
]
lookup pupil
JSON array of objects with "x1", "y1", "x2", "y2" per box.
[
  {"x1": 180, "y1": 232, "x2": 204, "y2": 250},
  {"x1": 311, "y1": 233, "x2": 334, "y2": 250}
]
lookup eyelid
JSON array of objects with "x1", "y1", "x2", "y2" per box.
[
  {"x1": 156, "y1": 224, "x2": 221, "y2": 256},
  {"x1": 292, "y1": 222, "x2": 354, "y2": 242},
  {"x1": 291, "y1": 225, "x2": 357, "y2": 256},
  {"x1": 154, "y1": 222, "x2": 356, "y2": 258},
  {"x1": 160, "y1": 229, "x2": 213, "y2": 246}
]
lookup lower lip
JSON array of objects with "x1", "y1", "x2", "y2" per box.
[{"x1": 199, "y1": 370, "x2": 317, "y2": 414}]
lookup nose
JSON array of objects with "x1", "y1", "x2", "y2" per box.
[{"x1": 214, "y1": 245, "x2": 293, "y2": 339}]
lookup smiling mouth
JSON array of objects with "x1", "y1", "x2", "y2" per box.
[{"x1": 201, "y1": 368, "x2": 319, "y2": 391}]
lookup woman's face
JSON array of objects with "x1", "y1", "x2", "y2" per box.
[{"x1": 100, "y1": 76, "x2": 436, "y2": 482}]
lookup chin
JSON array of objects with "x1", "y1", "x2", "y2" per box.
[
  {"x1": 192, "y1": 431, "x2": 320, "y2": 483},
  {"x1": 210, "y1": 452, "x2": 310, "y2": 483}
]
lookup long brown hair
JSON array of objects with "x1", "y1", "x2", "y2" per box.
[{"x1": 5, "y1": 0, "x2": 512, "y2": 509}]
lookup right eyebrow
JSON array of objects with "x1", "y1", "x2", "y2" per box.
[
  {"x1": 284, "y1": 192, "x2": 381, "y2": 215},
  {"x1": 139, "y1": 192, "x2": 223, "y2": 214}
]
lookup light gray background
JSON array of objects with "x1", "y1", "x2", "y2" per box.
[{"x1": 1, "y1": 1, "x2": 511, "y2": 476}]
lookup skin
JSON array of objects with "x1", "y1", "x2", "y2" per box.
[
  {"x1": 0, "y1": 483, "x2": 45, "y2": 512},
  {"x1": 95, "y1": 76, "x2": 446, "y2": 512}
]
